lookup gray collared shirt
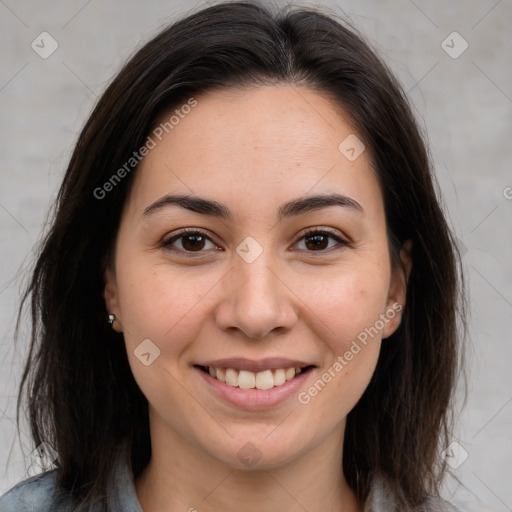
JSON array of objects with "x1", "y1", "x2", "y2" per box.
[{"x1": 0, "y1": 451, "x2": 461, "y2": 512}]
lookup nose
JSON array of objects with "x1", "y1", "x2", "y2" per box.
[{"x1": 214, "y1": 252, "x2": 298, "y2": 339}]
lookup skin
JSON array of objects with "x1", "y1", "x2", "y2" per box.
[{"x1": 104, "y1": 84, "x2": 412, "y2": 512}]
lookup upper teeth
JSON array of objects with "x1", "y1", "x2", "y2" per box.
[{"x1": 207, "y1": 367, "x2": 303, "y2": 389}]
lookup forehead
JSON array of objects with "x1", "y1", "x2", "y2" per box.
[{"x1": 127, "y1": 85, "x2": 383, "y2": 222}]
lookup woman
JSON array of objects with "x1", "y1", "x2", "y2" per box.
[{"x1": 0, "y1": 1, "x2": 467, "y2": 511}]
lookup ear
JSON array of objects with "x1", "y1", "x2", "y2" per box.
[
  {"x1": 382, "y1": 239, "x2": 413, "y2": 339},
  {"x1": 103, "y1": 266, "x2": 123, "y2": 333}
]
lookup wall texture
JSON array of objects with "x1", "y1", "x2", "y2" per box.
[{"x1": 0, "y1": 1, "x2": 510, "y2": 510}]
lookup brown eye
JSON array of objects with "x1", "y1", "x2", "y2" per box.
[
  {"x1": 304, "y1": 234, "x2": 329, "y2": 251},
  {"x1": 294, "y1": 229, "x2": 349, "y2": 253},
  {"x1": 180, "y1": 233, "x2": 207, "y2": 251},
  {"x1": 163, "y1": 230, "x2": 217, "y2": 254}
]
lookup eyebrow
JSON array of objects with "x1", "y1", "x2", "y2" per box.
[{"x1": 141, "y1": 192, "x2": 363, "y2": 222}]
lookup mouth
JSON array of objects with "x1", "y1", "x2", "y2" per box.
[{"x1": 194, "y1": 364, "x2": 315, "y2": 390}]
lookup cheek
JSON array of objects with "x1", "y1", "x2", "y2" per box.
[
  {"x1": 299, "y1": 264, "x2": 389, "y2": 343},
  {"x1": 295, "y1": 265, "x2": 388, "y2": 405},
  {"x1": 114, "y1": 260, "x2": 214, "y2": 415},
  {"x1": 114, "y1": 257, "x2": 217, "y2": 352}
]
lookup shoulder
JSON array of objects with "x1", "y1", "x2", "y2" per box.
[
  {"x1": 0, "y1": 470, "x2": 64, "y2": 512},
  {"x1": 0, "y1": 443, "x2": 143, "y2": 512},
  {"x1": 365, "y1": 471, "x2": 464, "y2": 512},
  {"x1": 416, "y1": 496, "x2": 464, "y2": 512},
  {"x1": 414, "y1": 495, "x2": 464, "y2": 512}
]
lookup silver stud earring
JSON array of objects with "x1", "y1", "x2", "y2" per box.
[{"x1": 107, "y1": 313, "x2": 115, "y2": 326}]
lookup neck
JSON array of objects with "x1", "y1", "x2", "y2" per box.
[{"x1": 135, "y1": 411, "x2": 363, "y2": 512}]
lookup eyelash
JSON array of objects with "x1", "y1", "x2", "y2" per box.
[{"x1": 161, "y1": 227, "x2": 350, "y2": 257}]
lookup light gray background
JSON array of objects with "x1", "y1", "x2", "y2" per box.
[{"x1": 0, "y1": 1, "x2": 510, "y2": 510}]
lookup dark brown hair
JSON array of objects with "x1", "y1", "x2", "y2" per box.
[{"x1": 14, "y1": 1, "x2": 467, "y2": 509}]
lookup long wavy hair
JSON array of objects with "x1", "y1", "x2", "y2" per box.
[{"x1": 13, "y1": 1, "x2": 467, "y2": 509}]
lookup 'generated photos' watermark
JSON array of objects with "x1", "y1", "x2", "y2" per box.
[{"x1": 94, "y1": 98, "x2": 197, "y2": 200}]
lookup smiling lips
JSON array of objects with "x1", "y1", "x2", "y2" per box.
[
  {"x1": 195, "y1": 357, "x2": 315, "y2": 390},
  {"x1": 202, "y1": 366, "x2": 303, "y2": 389},
  {"x1": 195, "y1": 358, "x2": 316, "y2": 410}
]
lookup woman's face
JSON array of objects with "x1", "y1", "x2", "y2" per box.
[{"x1": 104, "y1": 85, "x2": 411, "y2": 470}]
